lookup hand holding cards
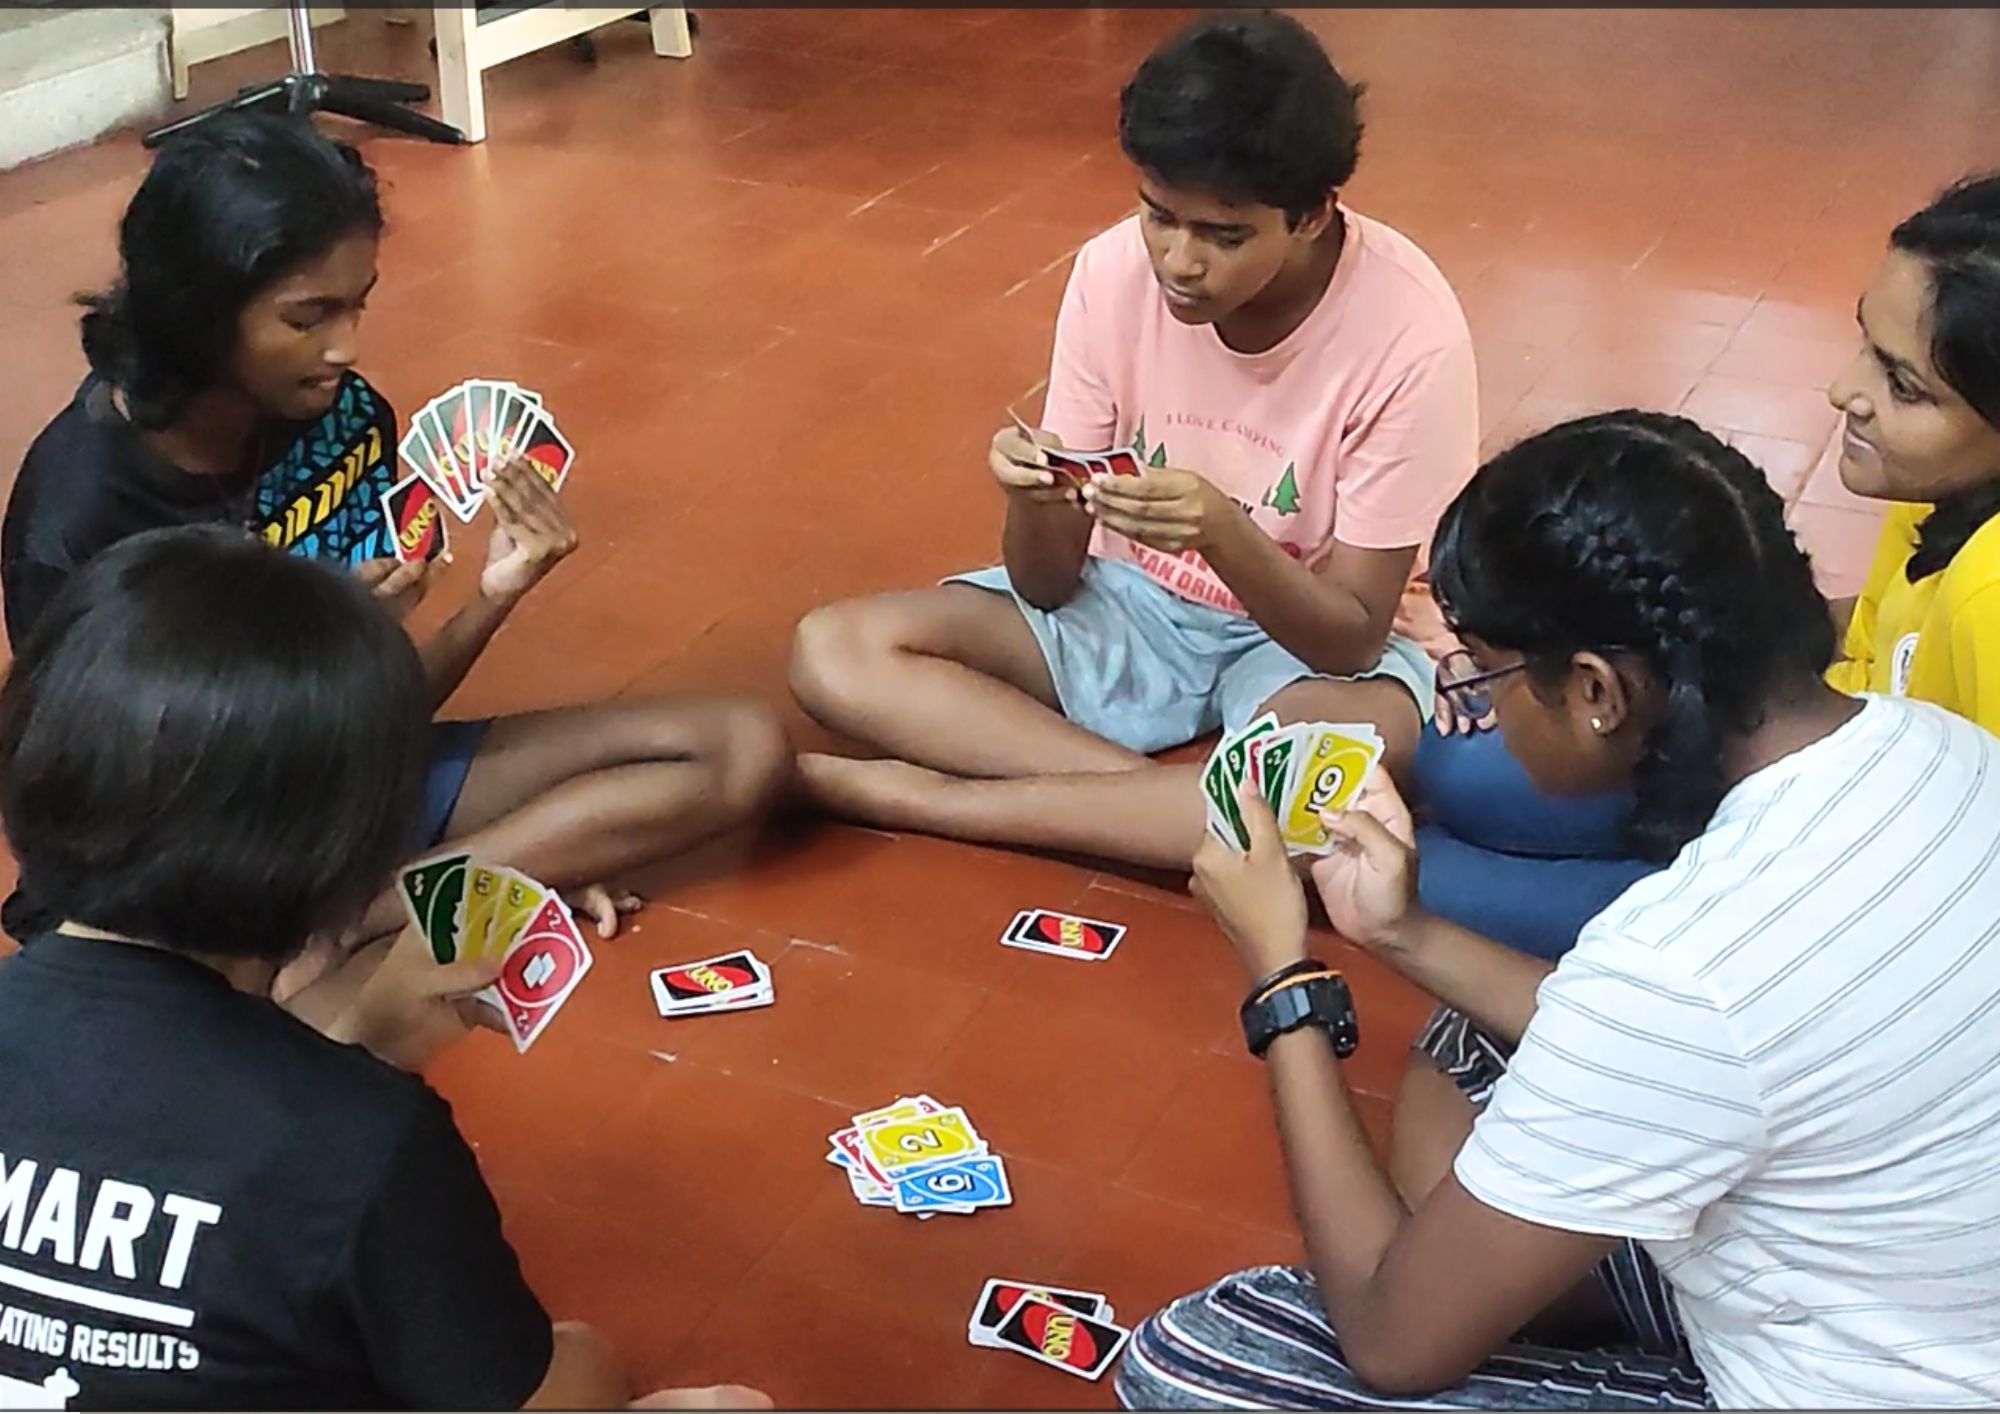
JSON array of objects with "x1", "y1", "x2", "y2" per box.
[
  {"x1": 1203, "y1": 713, "x2": 1385, "y2": 855},
  {"x1": 396, "y1": 377, "x2": 574, "y2": 527},
  {"x1": 398, "y1": 854, "x2": 594, "y2": 1052}
]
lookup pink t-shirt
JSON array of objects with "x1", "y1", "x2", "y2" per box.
[{"x1": 1040, "y1": 211, "x2": 1477, "y2": 656}]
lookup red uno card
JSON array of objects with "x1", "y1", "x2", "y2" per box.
[
  {"x1": 1041, "y1": 449, "x2": 1095, "y2": 487},
  {"x1": 1001, "y1": 909, "x2": 1125, "y2": 961},
  {"x1": 379, "y1": 475, "x2": 448, "y2": 564},
  {"x1": 492, "y1": 896, "x2": 593, "y2": 1052},
  {"x1": 1101, "y1": 449, "x2": 1142, "y2": 477},
  {"x1": 650, "y1": 951, "x2": 770, "y2": 1015},
  {"x1": 993, "y1": 1296, "x2": 1130, "y2": 1380},
  {"x1": 969, "y1": 1279, "x2": 1108, "y2": 1348},
  {"x1": 515, "y1": 411, "x2": 574, "y2": 493}
]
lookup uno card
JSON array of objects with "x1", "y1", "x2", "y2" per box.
[
  {"x1": 1201, "y1": 746, "x2": 1238, "y2": 845},
  {"x1": 379, "y1": 474, "x2": 448, "y2": 565},
  {"x1": 1042, "y1": 449, "x2": 1096, "y2": 487},
  {"x1": 993, "y1": 1296, "x2": 1131, "y2": 1380},
  {"x1": 860, "y1": 1107, "x2": 984, "y2": 1175},
  {"x1": 1210, "y1": 712, "x2": 1279, "y2": 849},
  {"x1": 852, "y1": 1095, "x2": 944, "y2": 1128},
  {"x1": 892, "y1": 1156, "x2": 1011, "y2": 1214},
  {"x1": 492, "y1": 896, "x2": 594, "y2": 1051},
  {"x1": 485, "y1": 870, "x2": 552, "y2": 958},
  {"x1": 396, "y1": 419, "x2": 445, "y2": 489},
  {"x1": 829, "y1": 1126, "x2": 893, "y2": 1187},
  {"x1": 969, "y1": 1280, "x2": 1108, "y2": 1349},
  {"x1": 398, "y1": 852, "x2": 470, "y2": 962},
  {"x1": 461, "y1": 381, "x2": 500, "y2": 486},
  {"x1": 650, "y1": 951, "x2": 770, "y2": 1014},
  {"x1": 458, "y1": 864, "x2": 514, "y2": 963},
  {"x1": 1100, "y1": 449, "x2": 1142, "y2": 477},
  {"x1": 1001, "y1": 909, "x2": 1125, "y2": 961},
  {"x1": 515, "y1": 410, "x2": 574, "y2": 493},
  {"x1": 414, "y1": 405, "x2": 474, "y2": 517},
  {"x1": 1251, "y1": 725, "x2": 1303, "y2": 813},
  {"x1": 1278, "y1": 725, "x2": 1384, "y2": 853}
]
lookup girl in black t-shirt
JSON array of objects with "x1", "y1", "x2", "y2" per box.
[
  {"x1": 0, "y1": 113, "x2": 792, "y2": 969},
  {"x1": 0, "y1": 526, "x2": 768, "y2": 1409}
]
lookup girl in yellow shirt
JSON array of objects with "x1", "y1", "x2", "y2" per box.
[{"x1": 1827, "y1": 173, "x2": 2000, "y2": 733}]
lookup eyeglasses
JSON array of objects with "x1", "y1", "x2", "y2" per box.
[{"x1": 1435, "y1": 650, "x2": 1527, "y2": 721}]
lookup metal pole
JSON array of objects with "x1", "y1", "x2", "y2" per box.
[{"x1": 287, "y1": 0, "x2": 318, "y2": 76}]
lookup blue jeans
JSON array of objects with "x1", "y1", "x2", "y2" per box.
[{"x1": 1411, "y1": 728, "x2": 1659, "y2": 961}]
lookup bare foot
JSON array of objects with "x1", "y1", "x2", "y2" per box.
[
  {"x1": 630, "y1": 1384, "x2": 774, "y2": 1410},
  {"x1": 797, "y1": 752, "x2": 957, "y2": 830}
]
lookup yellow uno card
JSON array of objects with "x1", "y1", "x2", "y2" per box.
[
  {"x1": 1278, "y1": 726, "x2": 1384, "y2": 852},
  {"x1": 460, "y1": 865, "x2": 509, "y2": 962},
  {"x1": 861, "y1": 1109, "x2": 981, "y2": 1174},
  {"x1": 483, "y1": 870, "x2": 552, "y2": 961}
]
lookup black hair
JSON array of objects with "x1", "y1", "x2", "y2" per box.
[
  {"x1": 1432, "y1": 411, "x2": 1835, "y2": 862},
  {"x1": 1893, "y1": 172, "x2": 2000, "y2": 580},
  {"x1": 79, "y1": 113, "x2": 383, "y2": 431},
  {"x1": 0, "y1": 526, "x2": 429, "y2": 962},
  {"x1": 1118, "y1": 10, "x2": 1363, "y2": 227}
]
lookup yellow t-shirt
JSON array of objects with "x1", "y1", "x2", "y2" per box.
[{"x1": 1826, "y1": 501, "x2": 2000, "y2": 735}]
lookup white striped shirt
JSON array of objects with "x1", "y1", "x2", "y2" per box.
[{"x1": 1456, "y1": 696, "x2": 2000, "y2": 1408}]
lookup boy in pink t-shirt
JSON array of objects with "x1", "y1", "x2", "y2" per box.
[{"x1": 790, "y1": 10, "x2": 1478, "y2": 869}]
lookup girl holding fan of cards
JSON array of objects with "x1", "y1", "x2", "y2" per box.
[
  {"x1": 1405, "y1": 172, "x2": 2000, "y2": 965},
  {"x1": 0, "y1": 113, "x2": 791, "y2": 975},
  {"x1": 1122, "y1": 411, "x2": 2000, "y2": 1410}
]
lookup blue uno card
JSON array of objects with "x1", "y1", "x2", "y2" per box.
[{"x1": 891, "y1": 1156, "x2": 1012, "y2": 1214}]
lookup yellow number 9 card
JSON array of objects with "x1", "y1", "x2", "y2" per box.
[{"x1": 1278, "y1": 725, "x2": 1384, "y2": 853}]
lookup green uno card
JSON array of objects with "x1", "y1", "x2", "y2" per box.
[{"x1": 399, "y1": 852, "x2": 471, "y2": 962}]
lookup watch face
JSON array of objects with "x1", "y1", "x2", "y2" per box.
[{"x1": 1243, "y1": 973, "x2": 1358, "y2": 1058}]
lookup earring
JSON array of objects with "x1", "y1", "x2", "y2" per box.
[{"x1": 1590, "y1": 717, "x2": 1606, "y2": 733}]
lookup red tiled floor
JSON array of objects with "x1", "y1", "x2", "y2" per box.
[{"x1": 4, "y1": 4, "x2": 1995, "y2": 1404}]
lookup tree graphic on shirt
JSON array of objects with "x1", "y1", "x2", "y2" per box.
[{"x1": 1263, "y1": 463, "x2": 1301, "y2": 516}]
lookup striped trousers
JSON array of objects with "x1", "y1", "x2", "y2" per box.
[{"x1": 1114, "y1": 1009, "x2": 1712, "y2": 1410}]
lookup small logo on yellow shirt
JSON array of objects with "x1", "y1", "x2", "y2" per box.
[{"x1": 1891, "y1": 632, "x2": 1919, "y2": 696}]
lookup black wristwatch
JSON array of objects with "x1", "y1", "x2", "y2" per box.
[{"x1": 1240, "y1": 967, "x2": 1359, "y2": 1059}]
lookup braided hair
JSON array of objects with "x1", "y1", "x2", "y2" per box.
[
  {"x1": 1431, "y1": 411, "x2": 1835, "y2": 862},
  {"x1": 1895, "y1": 173, "x2": 2000, "y2": 581},
  {"x1": 78, "y1": 113, "x2": 382, "y2": 431}
]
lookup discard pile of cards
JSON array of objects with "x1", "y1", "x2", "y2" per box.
[
  {"x1": 393, "y1": 377, "x2": 575, "y2": 530},
  {"x1": 650, "y1": 950, "x2": 774, "y2": 1017},
  {"x1": 1000, "y1": 908, "x2": 1125, "y2": 961},
  {"x1": 1203, "y1": 712, "x2": 1385, "y2": 856},
  {"x1": 400, "y1": 854, "x2": 594, "y2": 1052},
  {"x1": 826, "y1": 1095, "x2": 1011, "y2": 1217},
  {"x1": 968, "y1": 1279, "x2": 1130, "y2": 1381}
]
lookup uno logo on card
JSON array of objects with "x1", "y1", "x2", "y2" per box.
[
  {"x1": 1034, "y1": 916, "x2": 1109, "y2": 953},
  {"x1": 1027, "y1": 1308, "x2": 1095, "y2": 1368},
  {"x1": 396, "y1": 497, "x2": 440, "y2": 554},
  {"x1": 670, "y1": 963, "x2": 755, "y2": 994}
]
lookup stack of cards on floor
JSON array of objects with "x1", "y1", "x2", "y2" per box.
[
  {"x1": 1203, "y1": 713, "x2": 1385, "y2": 856},
  {"x1": 968, "y1": 1279, "x2": 1129, "y2": 1380},
  {"x1": 1000, "y1": 908, "x2": 1125, "y2": 961},
  {"x1": 825, "y1": 1096, "x2": 1010, "y2": 1218},
  {"x1": 394, "y1": 376, "x2": 575, "y2": 527},
  {"x1": 399, "y1": 855, "x2": 593, "y2": 1052},
  {"x1": 650, "y1": 951, "x2": 773, "y2": 1016}
]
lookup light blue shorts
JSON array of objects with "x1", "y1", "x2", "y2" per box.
[{"x1": 947, "y1": 558, "x2": 1435, "y2": 756}]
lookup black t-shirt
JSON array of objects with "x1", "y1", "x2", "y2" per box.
[
  {"x1": 0, "y1": 935, "x2": 551, "y2": 1410},
  {"x1": 1, "y1": 372, "x2": 403, "y2": 648}
]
